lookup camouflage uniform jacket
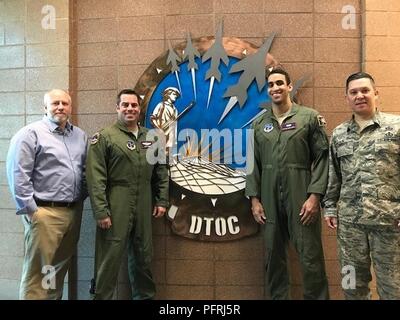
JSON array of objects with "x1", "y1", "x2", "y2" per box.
[{"x1": 324, "y1": 111, "x2": 400, "y2": 225}]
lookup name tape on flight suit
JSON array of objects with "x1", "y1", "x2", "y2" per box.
[
  {"x1": 141, "y1": 141, "x2": 153, "y2": 149},
  {"x1": 281, "y1": 122, "x2": 296, "y2": 131}
]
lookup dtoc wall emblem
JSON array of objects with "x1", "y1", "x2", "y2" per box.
[{"x1": 136, "y1": 24, "x2": 290, "y2": 241}]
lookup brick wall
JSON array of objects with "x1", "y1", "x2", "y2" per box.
[
  {"x1": 363, "y1": 0, "x2": 400, "y2": 115},
  {"x1": 71, "y1": 0, "x2": 363, "y2": 300},
  {"x1": 359, "y1": 0, "x2": 400, "y2": 300},
  {"x1": 1, "y1": 0, "x2": 376, "y2": 300}
]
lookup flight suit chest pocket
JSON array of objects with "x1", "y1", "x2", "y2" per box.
[
  {"x1": 137, "y1": 144, "x2": 154, "y2": 181},
  {"x1": 258, "y1": 128, "x2": 272, "y2": 143},
  {"x1": 110, "y1": 143, "x2": 128, "y2": 160},
  {"x1": 285, "y1": 126, "x2": 306, "y2": 141}
]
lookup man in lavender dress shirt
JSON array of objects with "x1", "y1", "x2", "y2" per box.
[{"x1": 6, "y1": 89, "x2": 88, "y2": 299}]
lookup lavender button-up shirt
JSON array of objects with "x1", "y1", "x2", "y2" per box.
[{"x1": 6, "y1": 116, "x2": 88, "y2": 215}]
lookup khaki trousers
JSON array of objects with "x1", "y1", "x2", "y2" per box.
[{"x1": 20, "y1": 202, "x2": 83, "y2": 300}]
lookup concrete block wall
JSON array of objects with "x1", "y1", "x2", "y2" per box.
[{"x1": 0, "y1": 0, "x2": 71, "y2": 299}]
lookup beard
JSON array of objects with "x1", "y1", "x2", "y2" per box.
[{"x1": 49, "y1": 113, "x2": 68, "y2": 125}]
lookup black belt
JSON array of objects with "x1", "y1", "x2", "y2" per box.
[{"x1": 35, "y1": 199, "x2": 76, "y2": 208}]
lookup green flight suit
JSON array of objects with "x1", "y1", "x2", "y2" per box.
[
  {"x1": 245, "y1": 104, "x2": 329, "y2": 300},
  {"x1": 86, "y1": 121, "x2": 169, "y2": 300}
]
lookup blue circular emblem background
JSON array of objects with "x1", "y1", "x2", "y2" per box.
[{"x1": 145, "y1": 56, "x2": 271, "y2": 168}]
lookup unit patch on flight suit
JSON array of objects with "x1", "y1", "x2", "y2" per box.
[
  {"x1": 264, "y1": 123, "x2": 274, "y2": 133},
  {"x1": 317, "y1": 115, "x2": 327, "y2": 127},
  {"x1": 126, "y1": 140, "x2": 136, "y2": 150},
  {"x1": 91, "y1": 132, "x2": 100, "y2": 145}
]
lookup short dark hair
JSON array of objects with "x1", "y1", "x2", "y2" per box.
[
  {"x1": 117, "y1": 89, "x2": 141, "y2": 105},
  {"x1": 266, "y1": 67, "x2": 291, "y2": 85},
  {"x1": 345, "y1": 72, "x2": 375, "y2": 92}
]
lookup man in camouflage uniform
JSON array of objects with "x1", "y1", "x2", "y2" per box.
[
  {"x1": 324, "y1": 72, "x2": 400, "y2": 299},
  {"x1": 246, "y1": 68, "x2": 329, "y2": 300},
  {"x1": 86, "y1": 89, "x2": 169, "y2": 300}
]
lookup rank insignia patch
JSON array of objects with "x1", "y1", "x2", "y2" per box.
[{"x1": 384, "y1": 132, "x2": 399, "y2": 141}]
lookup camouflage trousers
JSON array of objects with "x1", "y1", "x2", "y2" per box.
[{"x1": 337, "y1": 221, "x2": 400, "y2": 300}]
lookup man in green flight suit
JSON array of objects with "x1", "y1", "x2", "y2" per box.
[
  {"x1": 86, "y1": 89, "x2": 169, "y2": 300},
  {"x1": 246, "y1": 68, "x2": 329, "y2": 300}
]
